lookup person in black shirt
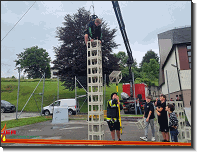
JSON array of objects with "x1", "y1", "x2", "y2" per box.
[
  {"x1": 155, "y1": 94, "x2": 170, "y2": 142},
  {"x1": 140, "y1": 96, "x2": 155, "y2": 141},
  {"x1": 84, "y1": 17, "x2": 102, "y2": 46}
]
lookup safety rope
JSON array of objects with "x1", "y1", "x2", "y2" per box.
[{"x1": 89, "y1": 1, "x2": 95, "y2": 20}]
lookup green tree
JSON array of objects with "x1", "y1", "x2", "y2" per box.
[
  {"x1": 14, "y1": 46, "x2": 51, "y2": 79},
  {"x1": 114, "y1": 51, "x2": 128, "y2": 69},
  {"x1": 139, "y1": 59, "x2": 159, "y2": 86},
  {"x1": 52, "y1": 7, "x2": 120, "y2": 90},
  {"x1": 140, "y1": 50, "x2": 159, "y2": 67},
  {"x1": 11, "y1": 76, "x2": 16, "y2": 79}
]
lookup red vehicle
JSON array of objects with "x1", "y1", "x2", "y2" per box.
[{"x1": 121, "y1": 83, "x2": 148, "y2": 114}]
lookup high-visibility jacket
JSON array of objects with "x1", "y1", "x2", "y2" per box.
[{"x1": 106, "y1": 99, "x2": 123, "y2": 122}]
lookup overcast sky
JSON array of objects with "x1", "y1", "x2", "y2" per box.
[{"x1": 1, "y1": 1, "x2": 192, "y2": 78}]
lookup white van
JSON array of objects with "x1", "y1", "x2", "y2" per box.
[{"x1": 42, "y1": 99, "x2": 79, "y2": 116}]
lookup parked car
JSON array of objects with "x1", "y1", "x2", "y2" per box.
[
  {"x1": 42, "y1": 99, "x2": 80, "y2": 116},
  {"x1": 1, "y1": 100, "x2": 16, "y2": 113}
]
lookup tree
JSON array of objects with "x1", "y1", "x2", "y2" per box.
[
  {"x1": 140, "y1": 50, "x2": 159, "y2": 67},
  {"x1": 14, "y1": 46, "x2": 51, "y2": 79},
  {"x1": 11, "y1": 76, "x2": 16, "y2": 79},
  {"x1": 114, "y1": 51, "x2": 128, "y2": 69},
  {"x1": 52, "y1": 7, "x2": 120, "y2": 90},
  {"x1": 138, "y1": 58, "x2": 159, "y2": 86}
]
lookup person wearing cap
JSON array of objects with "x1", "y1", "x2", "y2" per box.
[
  {"x1": 140, "y1": 96, "x2": 155, "y2": 141},
  {"x1": 106, "y1": 92, "x2": 123, "y2": 141},
  {"x1": 84, "y1": 17, "x2": 102, "y2": 46}
]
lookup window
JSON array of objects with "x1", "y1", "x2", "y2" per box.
[
  {"x1": 187, "y1": 45, "x2": 191, "y2": 50},
  {"x1": 187, "y1": 45, "x2": 191, "y2": 69},
  {"x1": 53, "y1": 101, "x2": 60, "y2": 106}
]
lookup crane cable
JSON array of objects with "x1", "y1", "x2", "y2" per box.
[
  {"x1": 89, "y1": 1, "x2": 95, "y2": 20},
  {"x1": 1, "y1": 1, "x2": 36, "y2": 42}
]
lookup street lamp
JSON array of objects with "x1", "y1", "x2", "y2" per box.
[{"x1": 171, "y1": 64, "x2": 184, "y2": 106}]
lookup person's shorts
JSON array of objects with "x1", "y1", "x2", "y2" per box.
[
  {"x1": 159, "y1": 123, "x2": 169, "y2": 132},
  {"x1": 107, "y1": 121, "x2": 120, "y2": 131}
]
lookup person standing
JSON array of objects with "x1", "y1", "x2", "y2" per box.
[
  {"x1": 136, "y1": 98, "x2": 142, "y2": 115},
  {"x1": 155, "y1": 94, "x2": 170, "y2": 142},
  {"x1": 140, "y1": 96, "x2": 155, "y2": 141},
  {"x1": 106, "y1": 93, "x2": 123, "y2": 141},
  {"x1": 165, "y1": 104, "x2": 179, "y2": 142}
]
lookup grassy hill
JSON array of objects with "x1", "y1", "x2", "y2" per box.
[{"x1": 1, "y1": 78, "x2": 123, "y2": 112}]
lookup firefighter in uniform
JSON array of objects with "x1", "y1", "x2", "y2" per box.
[{"x1": 107, "y1": 92, "x2": 123, "y2": 141}]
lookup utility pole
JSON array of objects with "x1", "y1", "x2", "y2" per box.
[
  {"x1": 166, "y1": 70, "x2": 171, "y2": 101},
  {"x1": 57, "y1": 75, "x2": 59, "y2": 100},
  {"x1": 41, "y1": 72, "x2": 45, "y2": 116},
  {"x1": 16, "y1": 67, "x2": 21, "y2": 120}
]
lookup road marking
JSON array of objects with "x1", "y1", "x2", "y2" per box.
[
  {"x1": 59, "y1": 127, "x2": 84, "y2": 130},
  {"x1": 28, "y1": 129, "x2": 42, "y2": 132}
]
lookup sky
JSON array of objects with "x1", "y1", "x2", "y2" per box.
[{"x1": 1, "y1": 1, "x2": 193, "y2": 78}]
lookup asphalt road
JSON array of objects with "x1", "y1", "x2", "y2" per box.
[{"x1": 1, "y1": 119, "x2": 159, "y2": 146}]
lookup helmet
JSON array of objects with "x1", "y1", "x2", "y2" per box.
[{"x1": 91, "y1": 15, "x2": 98, "y2": 20}]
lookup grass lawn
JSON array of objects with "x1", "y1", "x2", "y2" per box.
[{"x1": 1, "y1": 79, "x2": 123, "y2": 112}]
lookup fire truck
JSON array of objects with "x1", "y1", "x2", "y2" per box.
[{"x1": 121, "y1": 83, "x2": 148, "y2": 114}]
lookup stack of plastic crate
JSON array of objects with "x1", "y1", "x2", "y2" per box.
[{"x1": 87, "y1": 40, "x2": 104, "y2": 140}]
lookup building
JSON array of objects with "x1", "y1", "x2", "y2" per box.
[
  {"x1": 158, "y1": 26, "x2": 191, "y2": 107},
  {"x1": 148, "y1": 86, "x2": 162, "y2": 100}
]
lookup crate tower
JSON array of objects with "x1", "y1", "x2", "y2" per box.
[{"x1": 87, "y1": 40, "x2": 104, "y2": 140}]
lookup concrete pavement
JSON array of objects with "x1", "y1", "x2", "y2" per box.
[{"x1": 1, "y1": 119, "x2": 159, "y2": 146}]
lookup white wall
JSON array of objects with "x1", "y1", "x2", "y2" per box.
[
  {"x1": 162, "y1": 46, "x2": 191, "y2": 94},
  {"x1": 162, "y1": 47, "x2": 180, "y2": 94},
  {"x1": 180, "y1": 70, "x2": 191, "y2": 90}
]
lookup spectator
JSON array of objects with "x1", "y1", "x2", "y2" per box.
[
  {"x1": 140, "y1": 96, "x2": 155, "y2": 141},
  {"x1": 175, "y1": 95, "x2": 179, "y2": 101},
  {"x1": 165, "y1": 104, "x2": 179, "y2": 142},
  {"x1": 106, "y1": 93, "x2": 123, "y2": 141},
  {"x1": 136, "y1": 98, "x2": 142, "y2": 115},
  {"x1": 170, "y1": 98, "x2": 173, "y2": 101},
  {"x1": 155, "y1": 94, "x2": 170, "y2": 142},
  {"x1": 179, "y1": 95, "x2": 182, "y2": 101}
]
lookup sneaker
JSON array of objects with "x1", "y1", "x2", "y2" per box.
[
  {"x1": 151, "y1": 137, "x2": 156, "y2": 141},
  {"x1": 140, "y1": 137, "x2": 148, "y2": 141},
  {"x1": 118, "y1": 139, "x2": 122, "y2": 141}
]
